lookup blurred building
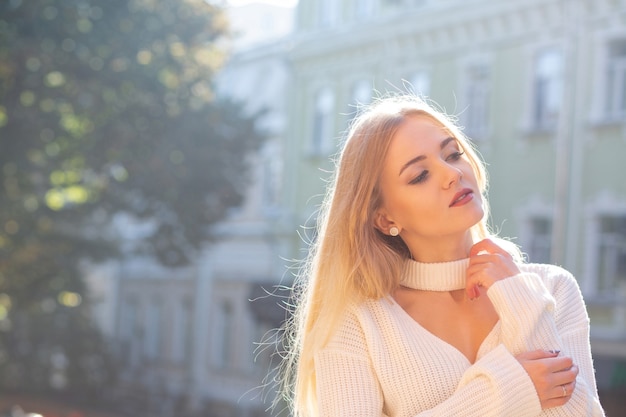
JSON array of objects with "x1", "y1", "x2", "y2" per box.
[
  {"x1": 285, "y1": 0, "x2": 626, "y2": 400},
  {"x1": 98, "y1": 2, "x2": 296, "y2": 416},
  {"x1": 195, "y1": 1, "x2": 295, "y2": 412}
]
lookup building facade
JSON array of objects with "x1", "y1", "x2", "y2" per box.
[{"x1": 285, "y1": 0, "x2": 626, "y2": 401}]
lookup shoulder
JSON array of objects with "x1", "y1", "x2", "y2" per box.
[
  {"x1": 519, "y1": 262, "x2": 578, "y2": 291},
  {"x1": 351, "y1": 297, "x2": 400, "y2": 331},
  {"x1": 326, "y1": 298, "x2": 392, "y2": 347},
  {"x1": 325, "y1": 297, "x2": 402, "y2": 353},
  {"x1": 519, "y1": 263, "x2": 588, "y2": 317}
]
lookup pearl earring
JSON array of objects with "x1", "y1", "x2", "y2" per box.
[{"x1": 389, "y1": 226, "x2": 399, "y2": 236}]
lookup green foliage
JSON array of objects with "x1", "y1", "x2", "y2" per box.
[{"x1": 0, "y1": 0, "x2": 264, "y2": 400}]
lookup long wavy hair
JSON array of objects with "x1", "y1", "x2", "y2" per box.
[{"x1": 279, "y1": 94, "x2": 509, "y2": 416}]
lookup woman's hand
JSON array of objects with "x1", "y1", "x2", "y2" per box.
[
  {"x1": 466, "y1": 239, "x2": 521, "y2": 299},
  {"x1": 516, "y1": 350, "x2": 578, "y2": 409}
]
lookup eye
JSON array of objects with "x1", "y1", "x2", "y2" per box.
[
  {"x1": 446, "y1": 151, "x2": 465, "y2": 162},
  {"x1": 409, "y1": 170, "x2": 429, "y2": 184}
]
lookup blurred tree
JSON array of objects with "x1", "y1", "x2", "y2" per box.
[{"x1": 0, "y1": 0, "x2": 263, "y2": 403}]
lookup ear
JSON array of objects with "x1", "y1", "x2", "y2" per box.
[{"x1": 373, "y1": 209, "x2": 397, "y2": 235}]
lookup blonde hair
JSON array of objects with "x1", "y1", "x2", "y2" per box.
[{"x1": 279, "y1": 94, "x2": 515, "y2": 416}]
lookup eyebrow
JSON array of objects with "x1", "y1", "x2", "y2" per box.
[{"x1": 398, "y1": 136, "x2": 457, "y2": 176}]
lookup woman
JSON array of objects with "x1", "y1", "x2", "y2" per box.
[{"x1": 280, "y1": 94, "x2": 605, "y2": 416}]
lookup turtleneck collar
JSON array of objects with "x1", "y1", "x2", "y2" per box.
[{"x1": 399, "y1": 258, "x2": 469, "y2": 291}]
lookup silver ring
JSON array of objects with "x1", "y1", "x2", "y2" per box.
[{"x1": 561, "y1": 385, "x2": 567, "y2": 397}]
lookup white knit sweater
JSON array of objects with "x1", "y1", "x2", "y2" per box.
[{"x1": 314, "y1": 261, "x2": 605, "y2": 416}]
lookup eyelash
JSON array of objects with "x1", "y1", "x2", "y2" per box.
[{"x1": 409, "y1": 151, "x2": 465, "y2": 185}]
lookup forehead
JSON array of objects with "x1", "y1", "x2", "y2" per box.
[{"x1": 390, "y1": 115, "x2": 453, "y2": 149}]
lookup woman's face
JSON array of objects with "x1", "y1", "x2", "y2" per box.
[{"x1": 376, "y1": 115, "x2": 484, "y2": 252}]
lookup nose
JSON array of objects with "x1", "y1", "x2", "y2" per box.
[{"x1": 442, "y1": 163, "x2": 463, "y2": 189}]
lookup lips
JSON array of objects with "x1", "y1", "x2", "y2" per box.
[{"x1": 449, "y1": 188, "x2": 474, "y2": 207}]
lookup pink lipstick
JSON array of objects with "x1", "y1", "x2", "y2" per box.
[{"x1": 449, "y1": 188, "x2": 474, "y2": 207}]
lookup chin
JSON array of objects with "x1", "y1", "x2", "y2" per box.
[{"x1": 468, "y1": 207, "x2": 485, "y2": 227}]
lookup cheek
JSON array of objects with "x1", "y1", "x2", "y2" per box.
[{"x1": 391, "y1": 188, "x2": 438, "y2": 222}]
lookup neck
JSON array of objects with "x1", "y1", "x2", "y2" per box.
[
  {"x1": 406, "y1": 232, "x2": 475, "y2": 263},
  {"x1": 400, "y1": 258, "x2": 469, "y2": 291}
]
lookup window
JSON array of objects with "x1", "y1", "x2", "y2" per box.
[
  {"x1": 462, "y1": 64, "x2": 490, "y2": 140},
  {"x1": 144, "y1": 299, "x2": 162, "y2": 359},
  {"x1": 351, "y1": 79, "x2": 372, "y2": 107},
  {"x1": 121, "y1": 298, "x2": 136, "y2": 341},
  {"x1": 355, "y1": 0, "x2": 375, "y2": 19},
  {"x1": 409, "y1": 70, "x2": 430, "y2": 98},
  {"x1": 533, "y1": 47, "x2": 563, "y2": 130},
  {"x1": 172, "y1": 297, "x2": 192, "y2": 363},
  {"x1": 213, "y1": 300, "x2": 234, "y2": 369},
  {"x1": 525, "y1": 217, "x2": 553, "y2": 264},
  {"x1": 252, "y1": 319, "x2": 274, "y2": 371},
  {"x1": 347, "y1": 79, "x2": 372, "y2": 123},
  {"x1": 121, "y1": 298, "x2": 139, "y2": 365},
  {"x1": 311, "y1": 87, "x2": 335, "y2": 154},
  {"x1": 596, "y1": 216, "x2": 626, "y2": 295},
  {"x1": 606, "y1": 40, "x2": 626, "y2": 119},
  {"x1": 383, "y1": 0, "x2": 427, "y2": 8},
  {"x1": 262, "y1": 143, "x2": 282, "y2": 209},
  {"x1": 319, "y1": 0, "x2": 338, "y2": 27}
]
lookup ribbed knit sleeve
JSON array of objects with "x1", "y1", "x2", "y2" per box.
[
  {"x1": 425, "y1": 344, "x2": 541, "y2": 417},
  {"x1": 487, "y1": 264, "x2": 605, "y2": 416},
  {"x1": 487, "y1": 271, "x2": 558, "y2": 355}
]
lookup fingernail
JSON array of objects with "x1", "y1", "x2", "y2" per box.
[{"x1": 470, "y1": 285, "x2": 480, "y2": 300}]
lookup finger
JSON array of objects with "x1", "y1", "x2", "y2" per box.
[
  {"x1": 553, "y1": 384, "x2": 569, "y2": 399},
  {"x1": 538, "y1": 382, "x2": 569, "y2": 408},
  {"x1": 551, "y1": 356, "x2": 574, "y2": 372},
  {"x1": 467, "y1": 253, "x2": 520, "y2": 288},
  {"x1": 516, "y1": 349, "x2": 560, "y2": 361},
  {"x1": 465, "y1": 284, "x2": 479, "y2": 300},
  {"x1": 466, "y1": 258, "x2": 506, "y2": 274},
  {"x1": 536, "y1": 355, "x2": 574, "y2": 375},
  {"x1": 568, "y1": 378, "x2": 577, "y2": 397},
  {"x1": 465, "y1": 261, "x2": 514, "y2": 292},
  {"x1": 469, "y1": 238, "x2": 510, "y2": 257},
  {"x1": 465, "y1": 281, "x2": 484, "y2": 300},
  {"x1": 467, "y1": 253, "x2": 505, "y2": 267},
  {"x1": 554, "y1": 378, "x2": 576, "y2": 399},
  {"x1": 541, "y1": 378, "x2": 577, "y2": 409},
  {"x1": 464, "y1": 266, "x2": 488, "y2": 297},
  {"x1": 542, "y1": 395, "x2": 570, "y2": 409},
  {"x1": 551, "y1": 364, "x2": 578, "y2": 386}
]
